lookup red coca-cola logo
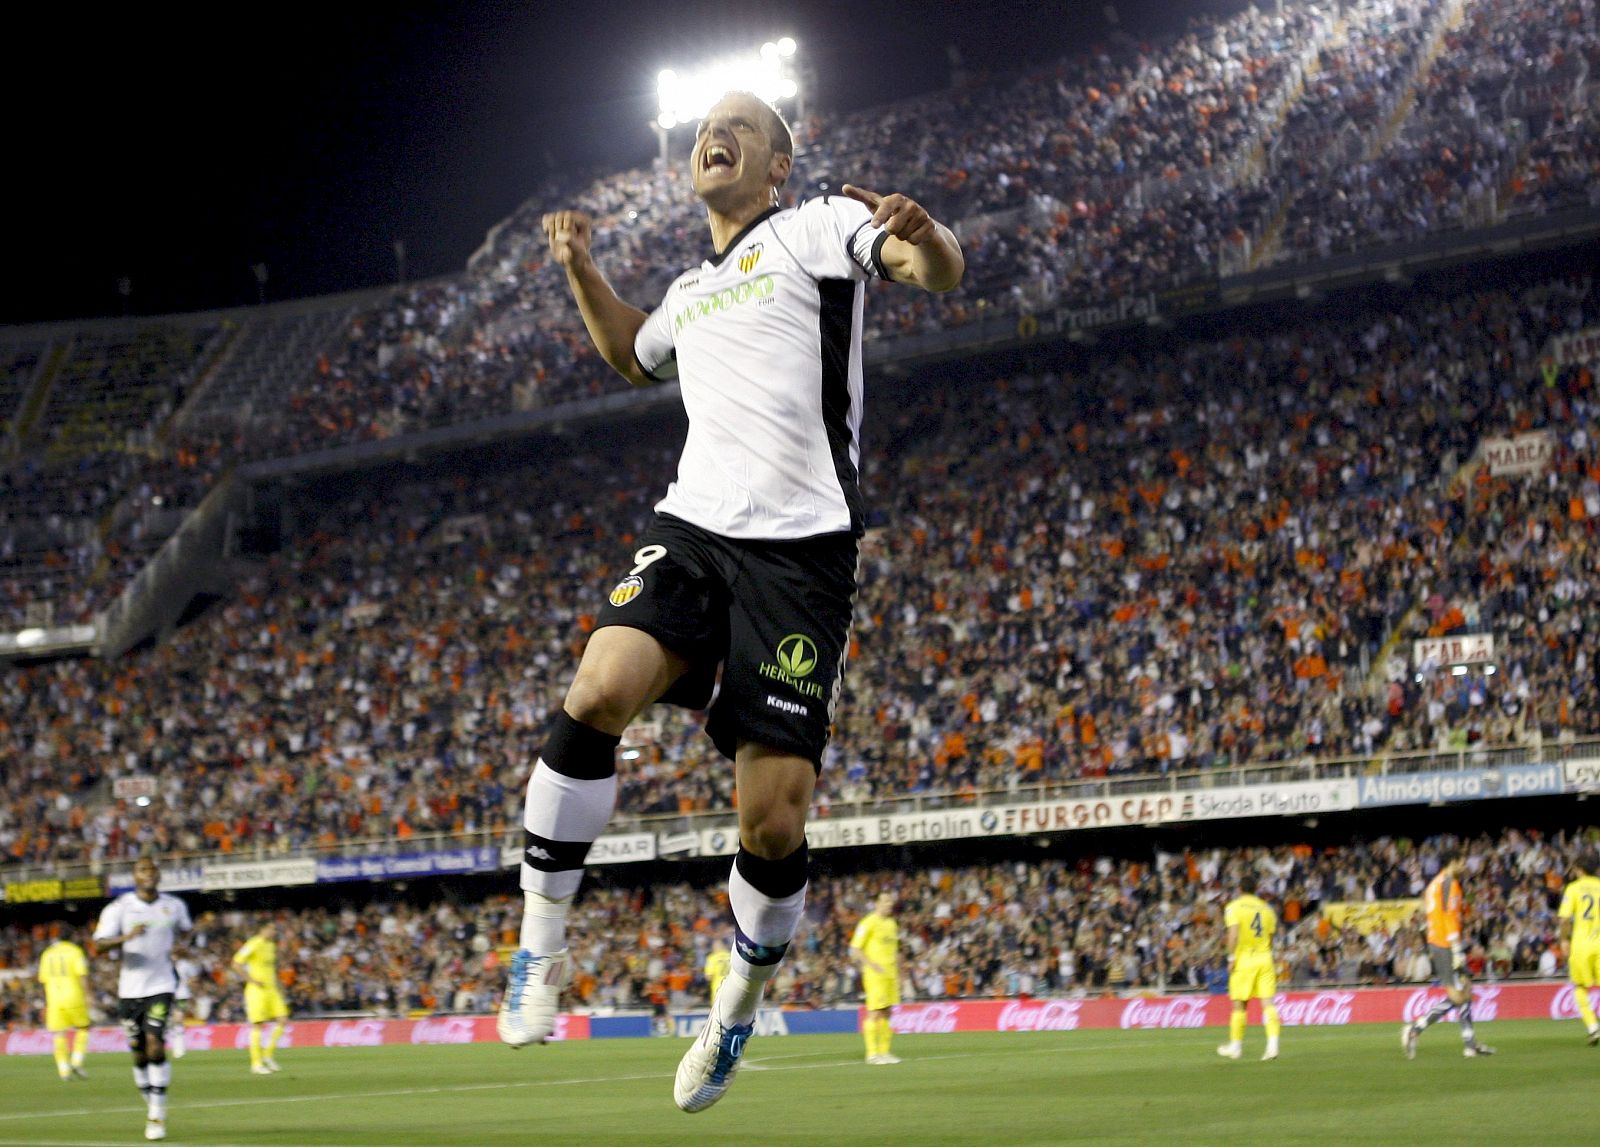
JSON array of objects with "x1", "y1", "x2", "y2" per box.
[
  {"x1": 1273, "y1": 992, "x2": 1355, "y2": 1027},
  {"x1": 891, "y1": 1003, "x2": 961, "y2": 1034},
  {"x1": 410, "y1": 1017, "x2": 478, "y2": 1045},
  {"x1": 5, "y1": 1031, "x2": 54, "y2": 1055},
  {"x1": 1120, "y1": 996, "x2": 1210, "y2": 1030},
  {"x1": 324, "y1": 1020, "x2": 387, "y2": 1047},
  {"x1": 998, "y1": 1000, "x2": 1083, "y2": 1032},
  {"x1": 1402, "y1": 985, "x2": 1501, "y2": 1024},
  {"x1": 1550, "y1": 985, "x2": 1579, "y2": 1021}
]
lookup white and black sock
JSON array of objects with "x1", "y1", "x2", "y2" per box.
[
  {"x1": 719, "y1": 843, "x2": 809, "y2": 1027},
  {"x1": 518, "y1": 712, "x2": 619, "y2": 953}
]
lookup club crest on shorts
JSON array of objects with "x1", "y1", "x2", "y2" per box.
[
  {"x1": 738, "y1": 242, "x2": 763, "y2": 274},
  {"x1": 609, "y1": 575, "x2": 645, "y2": 607}
]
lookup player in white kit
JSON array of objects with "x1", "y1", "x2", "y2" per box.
[
  {"x1": 496, "y1": 89, "x2": 963, "y2": 1115},
  {"x1": 93, "y1": 857, "x2": 193, "y2": 1141}
]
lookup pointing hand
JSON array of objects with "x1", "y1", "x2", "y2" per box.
[{"x1": 840, "y1": 185, "x2": 937, "y2": 245}]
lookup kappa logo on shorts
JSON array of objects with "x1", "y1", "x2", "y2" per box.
[
  {"x1": 738, "y1": 242, "x2": 764, "y2": 274},
  {"x1": 609, "y1": 575, "x2": 645, "y2": 607}
]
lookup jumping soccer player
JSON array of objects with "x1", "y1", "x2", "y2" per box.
[
  {"x1": 496, "y1": 88, "x2": 962, "y2": 1115},
  {"x1": 233, "y1": 922, "x2": 289, "y2": 1074},
  {"x1": 1217, "y1": 873, "x2": 1281, "y2": 1061},
  {"x1": 93, "y1": 857, "x2": 193, "y2": 1141},
  {"x1": 1403, "y1": 850, "x2": 1494, "y2": 1058},
  {"x1": 1556, "y1": 849, "x2": 1600, "y2": 1046},
  {"x1": 37, "y1": 927, "x2": 91, "y2": 1081},
  {"x1": 850, "y1": 892, "x2": 902, "y2": 1064}
]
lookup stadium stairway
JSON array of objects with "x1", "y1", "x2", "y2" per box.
[
  {"x1": 1248, "y1": 0, "x2": 1464, "y2": 272},
  {"x1": 11, "y1": 336, "x2": 72, "y2": 448},
  {"x1": 1363, "y1": 0, "x2": 1464, "y2": 162}
]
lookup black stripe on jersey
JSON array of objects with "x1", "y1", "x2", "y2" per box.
[
  {"x1": 870, "y1": 232, "x2": 893, "y2": 281},
  {"x1": 844, "y1": 220, "x2": 870, "y2": 274},
  {"x1": 817, "y1": 279, "x2": 864, "y2": 534},
  {"x1": 633, "y1": 347, "x2": 674, "y2": 383}
]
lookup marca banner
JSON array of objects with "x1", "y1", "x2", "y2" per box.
[
  {"x1": 1413, "y1": 633, "x2": 1494, "y2": 668},
  {"x1": 771, "y1": 780, "x2": 1356, "y2": 856},
  {"x1": 1357, "y1": 764, "x2": 1564, "y2": 808},
  {"x1": 202, "y1": 858, "x2": 317, "y2": 892},
  {"x1": 1321, "y1": 900, "x2": 1422, "y2": 935},
  {"x1": 317, "y1": 846, "x2": 502, "y2": 884},
  {"x1": 1, "y1": 876, "x2": 104, "y2": 904},
  {"x1": 1549, "y1": 326, "x2": 1600, "y2": 368},
  {"x1": 1480, "y1": 432, "x2": 1552, "y2": 476}
]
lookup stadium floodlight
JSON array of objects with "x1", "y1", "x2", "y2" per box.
[{"x1": 652, "y1": 40, "x2": 803, "y2": 165}]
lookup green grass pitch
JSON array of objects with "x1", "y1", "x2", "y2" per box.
[{"x1": 0, "y1": 1022, "x2": 1592, "y2": 1146}]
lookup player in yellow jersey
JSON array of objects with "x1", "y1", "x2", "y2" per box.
[
  {"x1": 850, "y1": 892, "x2": 901, "y2": 1065},
  {"x1": 232, "y1": 923, "x2": 289, "y2": 1074},
  {"x1": 1216, "y1": 874, "x2": 1281, "y2": 1061},
  {"x1": 703, "y1": 935, "x2": 732, "y2": 1006},
  {"x1": 1403, "y1": 850, "x2": 1494, "y2": 1058},
  {"x1": 38, "y1": 928, "x2": 91, "y2": 1081},
  {"x1": 1556, "y1": 849, "x2": 1600, "y2": 1046}
]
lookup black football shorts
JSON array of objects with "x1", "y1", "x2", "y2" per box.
[{"x1": 593, "y1": 513, "x2": 858, "y2": 765}]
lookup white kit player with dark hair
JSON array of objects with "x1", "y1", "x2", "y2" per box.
[
  {"x1": 496, "y1": 88, "x2": 963, "y2": 1115},
  {"x1": 93, "y1": 856, "x2": 193, "y2": 1141}
]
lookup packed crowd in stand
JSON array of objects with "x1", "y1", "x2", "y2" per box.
[
  {"x1": 0, "y1": 265, "x2": 1595, "y2": 871},
  {"x1": 0, "y1": 826, "x2": 1591, "y2": 1029},
  {"x1": 3, "y1": 0, "x2": 1597, "y2": 628}
]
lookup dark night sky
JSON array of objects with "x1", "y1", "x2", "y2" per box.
[{"x1": 3, "y1": 0, "x2": 1243, "y2": 325}]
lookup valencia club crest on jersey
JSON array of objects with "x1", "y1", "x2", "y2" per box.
[
  {"x1": 609, "y1": 575, "x2": 644, "y2": 607},
  {"x1": 737, "y1": 242, "x2": 763, "y2": 274}
]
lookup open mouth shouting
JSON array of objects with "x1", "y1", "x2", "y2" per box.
[{"x1": 700, "y1": 141, "x2": 738, "y2": 177}]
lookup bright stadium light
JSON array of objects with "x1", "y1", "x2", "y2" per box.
[{"x1": 652, "y1": 39, "x2": 804, "y2": 166}]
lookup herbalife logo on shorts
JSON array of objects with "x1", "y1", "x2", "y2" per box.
[
  {"x1": 673, "y1": 274, "x2": 775, "y2": 334},
  {"x1": 759, "y1": 633, "x2": 825, "y2": 699}
]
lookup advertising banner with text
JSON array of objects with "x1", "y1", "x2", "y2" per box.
[
  {"x1": 888, "y1": 983, "x2": 1580, "y2": 1035},
  {"x1": 7, "y1": 985, "x2": 1582, "y2": 1055},
  {"x1": 317, "y1": 846, "x2": 502, "y2": 884},
  {"x1": 1356, "y1": 764, "x2": 1563, "y2": 808},
  {"x1": 705, "y1": 779, "x2": 1362, "y2": 857}
]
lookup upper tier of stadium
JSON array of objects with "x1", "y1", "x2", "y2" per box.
[{"x1": 0, "y1": 0, "x2": 1596, "y2": 875}]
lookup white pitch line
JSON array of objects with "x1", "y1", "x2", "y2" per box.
[{"x1": 0, "y1": 1141, "x2": 325, "y2": 1147}]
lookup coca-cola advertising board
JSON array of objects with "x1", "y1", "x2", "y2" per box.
[
  {"x1": 4, "y1": 1014, "x2": 590, "y2": 1056},
  {"x1": 888, "y1": 983, "x2": 1575, "y2": 1035},
  {"x1": 5, "y1": 987, "x2": 1582, "y2": 1055}
]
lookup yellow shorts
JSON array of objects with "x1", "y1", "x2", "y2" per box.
[
  {"x1": 46, "y1": 1003, "x2": 90, "y2": 1032},
  {"x1": 245, "y1": 984, "x2": 289, "y2": 1024},
  {"x1": 1229, "y1": 957, "x2": 1277, "y2": 1002},
  {"x1": 1571, "y1": 949, "x2": 1600, "y2": 989},
  {"x1": 862, "y1": 969, "x2": 899, "y2": 1012}
]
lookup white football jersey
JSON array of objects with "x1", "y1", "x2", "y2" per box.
[
  {"x1": 94, "y1": 892, "x2": 192, "y2": 999},
  {"x1": 634, "y1": 196, "x2": 891, "y2": 540}
]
